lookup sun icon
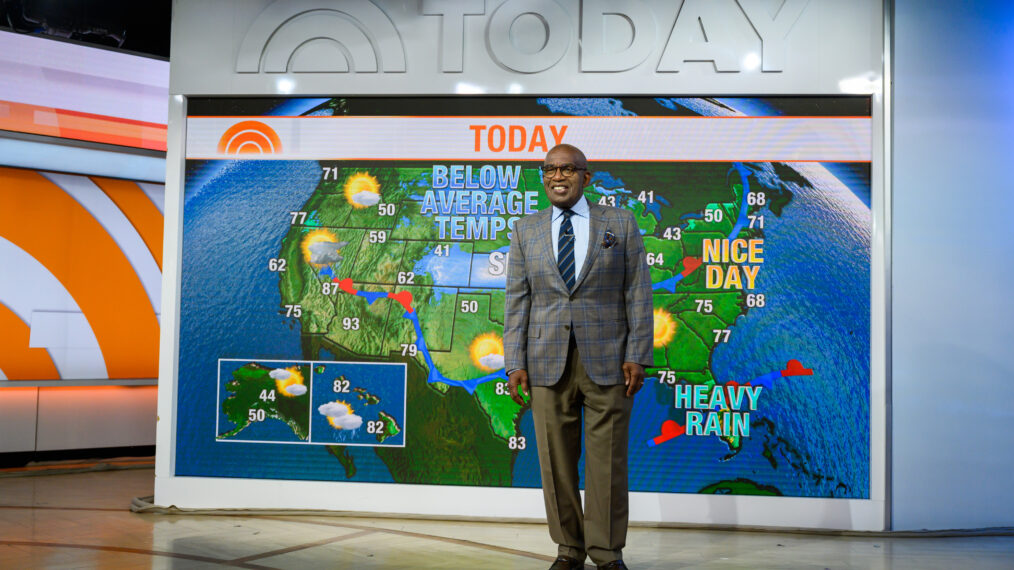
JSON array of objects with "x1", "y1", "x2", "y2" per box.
[
  {"x1": 343, "y1": 172, "x2": 381, "y2": 209},
  {"x1": 653, "y1": 308, "x2": 677, "y2": 348},
  {"x1": 470, "y1": 332, "x2": 505, "y2": 372},
  {"x1": 301, "y1": 228, "x2": 339, "y2": 266},
  {"x1": 275, "y1": 366, "x2": 305, "y2": 397}
]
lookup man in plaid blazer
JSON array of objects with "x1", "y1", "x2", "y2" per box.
[{"x1": 505, "y1": 144, "x2": 654, "y2": 570}]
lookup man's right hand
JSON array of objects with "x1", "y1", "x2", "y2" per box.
[{"x1": 508, "y1": 369, "x2": 530, "y2": 407}]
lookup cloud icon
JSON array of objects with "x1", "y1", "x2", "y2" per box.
[
  {"x1": 351, "y1": 190, "x2": 381, "y2": 207},
  {"x1": 318, "y1": 401, "x2": 363, "y2": 430},
  {"x1": 330, "y1": 414, "x2": 363, "y2": 430},
  {"x1": 318, "y1": 401, "x2": 349, "y2": 417},
  {"x1": 269, "y1": 368, "x2": 291, "y2": 380},
  {"x1": 479, "y1": 353, "x2": 504, "y2": 370},
  {"x1": 283, "y1": 383, "x2": 307, "y2": 396},
  {"x1": 308, "y1": 241, "x2": 347, "y2": 265}
]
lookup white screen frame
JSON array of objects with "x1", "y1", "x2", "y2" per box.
[{"x1": 155, "y1": 0, "x2": 889, "y2": 531}]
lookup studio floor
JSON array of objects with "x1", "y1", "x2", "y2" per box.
[{"x1": 1, "y1": 465, "x2": 1012, "y2": 569}]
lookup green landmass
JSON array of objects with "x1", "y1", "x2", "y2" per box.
[
  {"x1": 472, "y1": 377, "x2": 524, "y2": 444},
  {"x1": 278, "y1": 161, "x2": 785, "y2": 482},
  {"x1": 699, "y1": 478, "x2": 782, "y2": 496},
  {"x1": 376, "y1": 411, "x2": 401, "y2": 443},
  {"x1": 326, "y1": 445, "x2": 357, "y2": 478},
  {"x1": 219, "y1": 363, "x2": 310, "y2": 440},
  {"x1": 634, "y1": 175, "x2": 767, "y2": 459},
  {"x1": 642, "y1": 236, "x2": 682, "y2": 283},
  {"x1": 353, "y1": 386, "x2": 380, "y2": 405},
  {"x1": 630, "y1": 198, "x2": 659, "y2": 234},
  {"x1": 318, "y1": 340, "x2": 514, "y2": 485}
]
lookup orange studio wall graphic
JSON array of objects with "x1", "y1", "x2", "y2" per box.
[{"x1": 0, "y1": 167, "x2": 164, "y2": 380}]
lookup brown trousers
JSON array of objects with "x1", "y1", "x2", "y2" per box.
[{"x1": 530, "y1": 340, "x2": 633, "y2": 566}]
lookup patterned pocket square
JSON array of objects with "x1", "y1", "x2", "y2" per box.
[{"x1": 601, "y1": 230, "x2": 617, "y2": 248}]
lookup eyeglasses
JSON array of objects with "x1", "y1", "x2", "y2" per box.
[{"x1": 540, "y1": 164, "x2": 587, "y2": 177}]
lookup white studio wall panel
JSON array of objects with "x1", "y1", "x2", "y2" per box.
[
  {"x1": 169, "y1": 0, "x2": 882, "y2": 96},
  {"x1": 35, "y1": 387, "x2": 157, "y2": 451},
  {"x1": 160, "y1": 0, "x2": 888, "y2": 531},
  {"x1": 891, "y1": 0, "x2": 1014, "y2": 530},
  {"x1": 0, "y1": 30, "x2": 169, "y2": 125},
  {"x1": 0, "y1": 388, "x2": 38, "y2": 453}
]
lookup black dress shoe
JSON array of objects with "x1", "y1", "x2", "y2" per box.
[
  {"x1": 597, "y1": 560, "x2": 628, "y2": 569},
  {"x1": 549, "y1": 556, "x2": 583, "y2": 569}
]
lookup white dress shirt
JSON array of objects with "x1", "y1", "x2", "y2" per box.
[{"x1": 551, "y1": 196, "x2": 590, "y2": 281}]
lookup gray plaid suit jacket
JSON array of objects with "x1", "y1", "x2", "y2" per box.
[{"x1": 504, "y1": 201, "x2": 654, "y2": 386}]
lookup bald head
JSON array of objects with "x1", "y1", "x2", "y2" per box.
[
  {"x1": 542, "y1": 144, "x2": 592, "y2": 209},
  {"x1": 546, "y1": 144, "x2": 588, "y2": 169}
]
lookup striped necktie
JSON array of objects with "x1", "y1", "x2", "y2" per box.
[{"x1": 558, "y1": 209, "x2": 576, "y2": 289}]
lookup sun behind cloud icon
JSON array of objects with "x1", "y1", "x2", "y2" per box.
[
  {"x1": 470, "y1": 333, "x2": 505, "y2": 372},
  {"x1": 270, "y1": 366, "x2": 306, "y2": 397},
  {"x1": 343, "y1": 172, "x2": 381, "y2": 208},
  {"x1": 653, "y1": 308, "x2": 677, "y2": 348},
  {"x1": 318, "y1": 400, "x2": 363, "y2": 430},
  {"x1": 301, "y1": 229, "x2": 345, "y2": 266}
]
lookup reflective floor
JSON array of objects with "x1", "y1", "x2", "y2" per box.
[{"x1": 1, "y1": 466, "x2": 1013, "y2": 569}]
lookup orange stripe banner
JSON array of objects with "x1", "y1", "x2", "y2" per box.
[{"x1": 0, "y1": 99, "x2": 167, "y2": 151}]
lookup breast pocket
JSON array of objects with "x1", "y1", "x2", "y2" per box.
[{"x1": 593, "y1": 241, "x2": 626, "y2": 282}]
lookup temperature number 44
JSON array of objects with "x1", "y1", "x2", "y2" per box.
[{"x1": 258, "y1": 389, "x2": 276, "y2": 402}]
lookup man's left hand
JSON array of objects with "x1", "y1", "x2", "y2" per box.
[{"x1": 622, "y1": 362, "x2": 645, "y2": 397}]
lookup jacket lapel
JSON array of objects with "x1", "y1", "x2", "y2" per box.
[
  {"x1": 535, "y1": 208, "x2": 568, "y2": 292},
  {"x1": 573, "y1": 204, "x2": 604, "y2": 292}
]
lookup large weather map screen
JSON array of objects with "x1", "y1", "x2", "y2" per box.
[{"x1": 177, "y1": 96, "x2": 872, "y2": 499}]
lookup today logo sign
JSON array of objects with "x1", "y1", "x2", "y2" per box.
[{"x1": 235, "y1": 0, "x2": 811, "y2": 75}]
